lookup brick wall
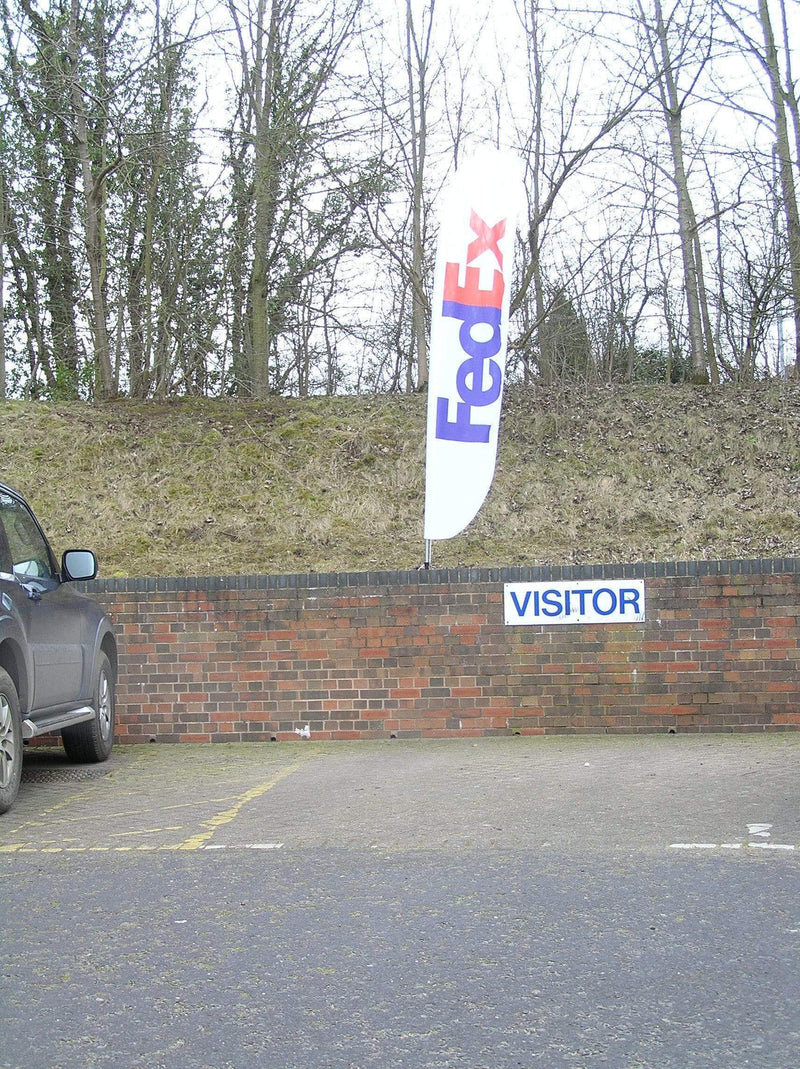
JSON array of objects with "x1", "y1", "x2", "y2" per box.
[{"x1": 84, "y1": 559, "x2": 800, "y2": 743}]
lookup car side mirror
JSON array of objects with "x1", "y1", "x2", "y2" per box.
[{"x1": 62, "y1": 549, "x2": 98, "y2": 582}]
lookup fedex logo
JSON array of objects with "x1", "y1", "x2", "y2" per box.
[{"x1": 435, "y1": 211, "x2": 507, "y2": 444}]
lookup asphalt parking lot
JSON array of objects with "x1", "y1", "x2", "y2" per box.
[{"x1": 2, "y1": 734, "x2": 799, "y2": 1068}]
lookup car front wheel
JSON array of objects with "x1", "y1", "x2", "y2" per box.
[
  {"x1": 62, "y1": 652, "x2": 115, "y2": 764},
  {"x1": 0, "y1": 668, "x2": 23, "y2": 814}
]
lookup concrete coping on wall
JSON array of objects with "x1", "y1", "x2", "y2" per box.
[{"x1": 79, "y1": 556, "x2": 800, "y2": 594}]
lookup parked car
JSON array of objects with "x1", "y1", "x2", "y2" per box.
[{"x1": 0, "y1": 481, "x2": 117, "y2": 814}]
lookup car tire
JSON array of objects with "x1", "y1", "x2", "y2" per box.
[
  {"x1": 62, "y1": 652, "x2": 115, "y2": 764},
  {"x1": 0, "y1": 668, "x2": 23, "y2": 814}
]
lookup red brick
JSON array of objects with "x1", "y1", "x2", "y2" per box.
[{"x1": 88, "y1": 568, "x2": 800, "y2": 743}]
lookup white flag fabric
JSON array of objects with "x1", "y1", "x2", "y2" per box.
[{"x1": 423, "y1": 151, "x2": 524, "y2": 543}]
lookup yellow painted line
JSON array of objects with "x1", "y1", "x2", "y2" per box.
[
  {"x1": 174, "y1": 757, "x2": 311, "y2": 851},
  {"x1": 7, "y1": 751, "x2": 153, "y2": 829},
  {"x1": 8, "y1": 795, "x2": 247, "y2": 832},
  {"x1": 5, "y1": 788, "x2": 102, "y2": 831},
  {"x1": 0, "y1": 842, "x2": 285, "y2": 856},
  {"x1": 0, "y1": 756, "x2": 315, "y2": 855},
  {"x1": 107, "y1": 825, "x2": 185, "y2": 839}
]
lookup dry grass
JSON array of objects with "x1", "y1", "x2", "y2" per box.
[{"x1": 2, "y1": 383, "x2": 800, "y2": 578}]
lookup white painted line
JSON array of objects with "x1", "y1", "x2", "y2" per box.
[
  {"x1": 670, "y1": 844, "x2": 718, "y2": 850},
  {"x1": 199, "y1": 842, "x2": 284, "y2": 851},
  {"x1": 670, "y1": 842, "x2": 796, "y2": 852}
]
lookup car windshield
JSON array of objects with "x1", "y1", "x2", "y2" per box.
[{"x1": 0, "y1": 493, "x2": 55, "y2": 581}]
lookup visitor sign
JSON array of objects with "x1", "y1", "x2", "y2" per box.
[{"x1": 504, "y1": 580, "x2": 646, "y2": 626}]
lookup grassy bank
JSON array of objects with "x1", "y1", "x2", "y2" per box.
[{"x1": 2, "y1": 382, "x2": 799, "y2": 578}]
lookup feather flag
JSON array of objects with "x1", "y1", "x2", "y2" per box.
[{"x1": 424, "y1": 151, "x2": 524, "y2": 547}]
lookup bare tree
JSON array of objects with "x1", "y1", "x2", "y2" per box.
[
  {"x1": 633, "y1": 0, "x2": 720, "y2": 383},
  {"x1": 347, "y1": 0, "x2": 452, "y2": 393},
  {"x1": 115, "y1": 13, "x2": 223, "y2": 399},
  {"x1": 1, "y1": 0, "x2": 84, "y2": 395},
  {"x1": 1, "y1": 0, "x2": 174, "y2": 398},
  {"x1": 222, "y1": 0, "x2": 364, "y2": 397},
  {"x1": 506, "y1": 0, "x2": 655, "y2": 381},
  {"x1": 758, "y1": 0, "x2": 800, "y2": 371},
  {"x1": 66, "y1": 0, "x2": 124, "y2": 398},
  {"x1": 0, "y1": 164, "x2": 5, "y2": 398},
  {"x1": 403, "y1": 0, "x2": 435, "y2": 390}
]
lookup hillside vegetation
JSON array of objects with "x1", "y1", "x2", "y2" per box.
[{"x1": 2, "y1": 383, "x2": 800, "y2": 579}]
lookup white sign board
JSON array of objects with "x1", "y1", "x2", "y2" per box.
[{"x1": 504, "y1": 580, "x2": 646, "y2": 626}]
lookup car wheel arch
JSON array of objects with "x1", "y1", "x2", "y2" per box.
[
  {"x1": 0, "y1": 638, "x2": 28, "y2": 713},
  {"x1": 99, "y1": 631, "x2": 118, "y2": 679}
]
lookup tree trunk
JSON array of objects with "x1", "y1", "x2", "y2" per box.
[
  {"x1": 0, "y1": 168, "x2": 5, "y2": 399},
  {"x1": 652, "y1": 0, "x2": 708, "y2": 383},
  {"x1": 528, "y1": 4, "x2": 549, "y2": 384},
  {"x1": 759, "y1": 0, "x2": 800, "y2": 372},
  {"x1": 405, "y1": 0, "x2": 432, "y2": 390},
  {"x1": 244, "y1": 0, "x2": 282, "y2": 399},
  {"x1": 69, "y1": 0, "x2": 116, "y2": 399}
]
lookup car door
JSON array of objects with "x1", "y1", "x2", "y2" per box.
[{"x1": 0, "y1": 491, "x2": 85, "y2": 711}]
